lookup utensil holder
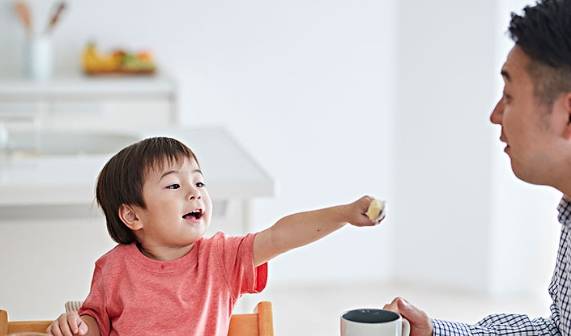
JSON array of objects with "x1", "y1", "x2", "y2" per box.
[{"x1": 24, "y1": 34, "x2": 53, "y2": 80}]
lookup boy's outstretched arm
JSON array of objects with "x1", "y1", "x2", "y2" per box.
[{"x1": 253, "y1": 196, "x2": 382, "y2": 267}]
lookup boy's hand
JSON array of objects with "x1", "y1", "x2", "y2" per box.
[
  {"x1": 347, "y1": 196, "x2": 386, "y2": 227},
  {"x1": 47, "y1": 311, "x2": 88, "y2": 336}
]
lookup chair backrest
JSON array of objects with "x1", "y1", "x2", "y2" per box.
[
  {"x1": 228, "y1": 301, "x2": 274, "y2": 336},
  {"x1": 1, "y1": 301, "x2": 274, "y2": 336},
  {"x1": 0, "y1": 310, "x2": 51, "y2": 335}
]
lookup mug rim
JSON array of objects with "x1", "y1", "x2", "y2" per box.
[{"x1": 341, "y1": 308, "x2": 401, "y2": 324}]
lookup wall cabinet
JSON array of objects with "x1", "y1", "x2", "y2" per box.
[{"x1": 0, "y1": 75, "x2": 177, "y2": 131}]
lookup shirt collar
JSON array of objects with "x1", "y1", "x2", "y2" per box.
[{"x1": 557, "y1": 197, "x2": 571, "y2": 227}]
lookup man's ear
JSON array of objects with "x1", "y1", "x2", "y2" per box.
[
  {"x1": 118, "y1": 204, "x2": 144, "y2": 231},
  {"x1": 561, "y1": 92, "x2": 571, "y2": 140}
]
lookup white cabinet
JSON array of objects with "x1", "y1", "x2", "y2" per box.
[{"x1": 0, "y1": 75, "x2": 177, "y2": 131}]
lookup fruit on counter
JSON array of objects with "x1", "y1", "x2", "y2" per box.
[
  {"x1": 82, "y1": 42, "x2": 120, "y2": 73},
  {"x1": 122, "y1": 53, "x2": 155, "y2": 71},
  {"x1": 81, "y1": 42, "x2": 156, "y2": 74},
  {"x1": 137, "y1": 51, "x2": 153, "y2": 62}
]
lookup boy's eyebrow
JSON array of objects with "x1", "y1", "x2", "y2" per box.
[{"x1": 160, "y1": 169, "x2": 203, "y2": 180}]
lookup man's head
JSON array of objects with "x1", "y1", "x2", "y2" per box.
[
  {"x1": 96, "y1": 137, "x2": 211, "y2": 246},
  {"x1": 508, "y1": 0, "x2": 571, "y2": 105},
  {"x1": 491, "y1": 0, "x2": 571, "y2": 187}
]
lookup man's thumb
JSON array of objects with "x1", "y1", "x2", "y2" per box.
[{"x1": 397, "y1": 298, "x2": 418, "y2": 321}]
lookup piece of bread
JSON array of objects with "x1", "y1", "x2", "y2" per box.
[{"x1": 366, "y1": 199, "x2": 385, "y2": 221}]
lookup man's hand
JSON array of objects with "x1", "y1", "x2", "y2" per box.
[{"x1": 384, "y1": 297, "x2": 433, "y2": 336}]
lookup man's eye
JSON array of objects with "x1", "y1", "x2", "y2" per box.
[
  {"x1": 196, "y1": 182, "x2": 206, "y2": 188},
  {"x1": 503, "y1": 92, "x2": 512, "y2": 103},
  {"x1": 166, "y1": 184, "x2": 180, "y2": 189}
]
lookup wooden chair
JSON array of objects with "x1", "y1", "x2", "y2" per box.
[
  {"x1": 0, "y1": 301, "x2": 274, "y2": 336},
  {"x1": 228, "y1": 301, "x2": 274, "y2": 336},
  {"x1": 0, "y1": 310, "x2": 51, "y2": 335}
]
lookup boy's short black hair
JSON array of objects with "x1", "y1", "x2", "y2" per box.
[
  {"x1": 508, "y1": 0, "x2": 571, "y2": 105},
  {"x1": 96, "y1": 137, "x2": 198, "y2": 244}
]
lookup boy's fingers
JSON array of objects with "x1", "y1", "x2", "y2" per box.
[
  {"x1": 78, "y1": 318, "x2": 89, "y2": 335},
  {"x1": 50, "y1": 321, "x2": 63, "y2": 336},
  {"x1": 50, "y1": 327, "x2": 62, "y2": 336},
  {"x1": 67, "y1": 313, "x2": 79, "y2": 334},
  {"x1": 46, "y1": 323, "x2": 55, "y2": 336},
  {"x1": 58, "y1": 315, "x2": 73, "y2": 336},
  {"x1": 364, "y1": 195, "x2": 374, "y2": 209}
]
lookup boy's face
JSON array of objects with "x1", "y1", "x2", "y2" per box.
[
  {"x1": 135, "y1": 156, "x2": 212, "y2": 249},
  {"x1": 490, "y1": 46, "x2": 570, "y2": 185}
]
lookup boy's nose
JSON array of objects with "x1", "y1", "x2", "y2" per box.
[
  {"x1": 188, "y1": 192, "x2": 202, "y2": 200},
  {"x1": 187, "y1": 186, "x2": 202, "y2": 200}
]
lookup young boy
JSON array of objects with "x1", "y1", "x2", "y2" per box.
[{"x1": 47, "y1": 136, "x2": 384, "y2": 336}]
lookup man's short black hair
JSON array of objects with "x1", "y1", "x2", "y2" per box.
[{"x1": 508, "y1": 0, "x2": 571, "y2": 105}]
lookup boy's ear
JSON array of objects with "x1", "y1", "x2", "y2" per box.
[
  {"x1": 118, "y1": 204, "x2": 143, "y2": 231},
  {"x1": 561, "y1": 92, "x2": 571, "y2": 140}
]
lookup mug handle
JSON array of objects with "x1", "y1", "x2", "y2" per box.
[{"x1": 402, "y1": 318, "x2": 411, "y2": 336}]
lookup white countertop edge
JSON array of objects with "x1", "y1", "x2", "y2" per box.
[{"x1": 0, "y1": 182, "x2": 276, "y2": 206}]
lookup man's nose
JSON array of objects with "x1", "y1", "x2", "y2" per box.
[{"x1": 490, "y1": 98, "x2": 504, "y2": 124}]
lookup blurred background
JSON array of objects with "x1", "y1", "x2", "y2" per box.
[{"x1": 0, "y1": 0, "x2": 562, "y2": 335}]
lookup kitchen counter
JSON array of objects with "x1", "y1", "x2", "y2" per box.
[
  {"x1": 0, "y1": 75, "x2": 176, "y2": 99},
  {"x1": 0, "y1": 75, "x2": 178, "y2": 132},
  {"x1": 0, "y1": 127, "x2": 275, "y2": 206}
]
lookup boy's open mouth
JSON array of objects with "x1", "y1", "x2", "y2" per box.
[{"x1": 183, "y1": 209, "x2": 204, "y2": 220}]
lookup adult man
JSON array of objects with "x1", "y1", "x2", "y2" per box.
[{"x1": 384, "y1": 0, "x2": 571, "y2": 335}]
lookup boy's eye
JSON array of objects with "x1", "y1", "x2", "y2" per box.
[
  {"x1": 196, "y1": 182, "x2": 206, "y2": 188},
  {"x1": 166, "y1": 184, "x2": 180, "y2": 189}
]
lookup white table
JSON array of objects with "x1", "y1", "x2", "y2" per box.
[{"x1": 0, "y1": 126, "x2": 276, "y2": 232}]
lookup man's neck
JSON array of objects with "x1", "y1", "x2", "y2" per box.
[{"x1": 549, "y1": 151, "x2": 571, "y2": 199}]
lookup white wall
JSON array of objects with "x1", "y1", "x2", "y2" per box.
[
  {"x1": 0, "y1": 0, "x2": 397, "y2": 305},
  {"x1": 0, "y1": 206, "x2": 115, "y2": 320},
  {"x1": 393, "y1": 0, "x2": 497, "y2": 292},
  {"x1": 393, "y1": 0, "x2": 561, "y2": 298}
]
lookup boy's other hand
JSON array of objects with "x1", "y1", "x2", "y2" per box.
[
  {"x1": 47, "y1": 311, "x2": 88, "y2": 336},
  {"x1": 347, "y1": 195, "x2": 385, "y2": 227},
  {"x1": 383, "y1": 297, "x2": 433, "y2": 336}
]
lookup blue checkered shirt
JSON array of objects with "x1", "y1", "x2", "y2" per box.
[{"x1": 433, "y1": 197, "x2": 571, "y2": 336}]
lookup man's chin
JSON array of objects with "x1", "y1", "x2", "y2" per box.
[
  {"x1": 509, "y1": 158, "x2": 528, "y2": 182},
  {"x1": 511, "y1": 161, "x2": 547, "y2": 186}
]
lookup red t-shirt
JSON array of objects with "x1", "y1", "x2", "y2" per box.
[{"x1": 78, "y1": 232, "x2": 268, "y2": 336}]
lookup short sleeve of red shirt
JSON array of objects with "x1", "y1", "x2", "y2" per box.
[
  {"x1": 217, "y1": 232, "x2": 268, "y2": 299},
  {"x1": 78, "y1": 262, "x2": 110, "y2": 336}
]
